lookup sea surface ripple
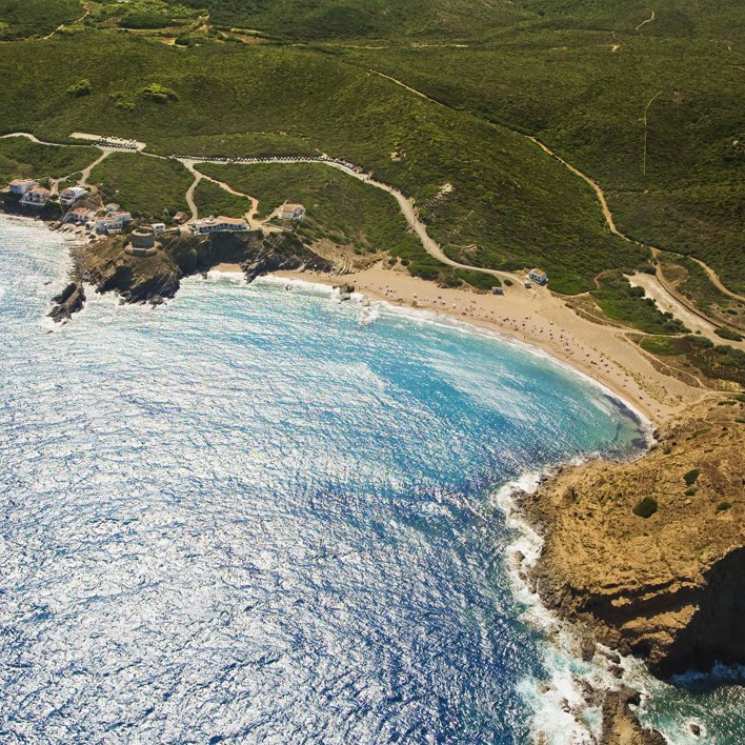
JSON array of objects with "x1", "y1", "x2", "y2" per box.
[{"x1": 0, "y1": 218, "x2": 673, "y2": 744}]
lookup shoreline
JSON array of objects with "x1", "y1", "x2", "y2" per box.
[
  {"x1": 256, "y1": 263, "x2": 711, "y2": 427},
  {"x1": 494, "y1": 467, "x2": 673, "y2": 745}
]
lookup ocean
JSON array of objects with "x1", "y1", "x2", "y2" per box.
[{"x1": 0, "y1": 216, "x2": 740, "y2": 744}]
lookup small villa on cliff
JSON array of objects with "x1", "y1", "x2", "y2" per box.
[
  {"x1": 192, "y1": 216, "x2": 249, "y2": 235},
  {"x1": 279, "y1": 203, "x2": 305, "y2": 221},
  {"x1": 9, "y1": 178, "x2": 37, "y2": 195},
  {"x1": 60, "y1": 186, "x2": 89, "y2": 208},
  {"x1": 64, "y1": 207, "x2": 95, "y2": 225},
  {"x1": 95, "y1": 211, "x2": 132, "y2": 235},
  {"x1": 20, "y1": 186, "x2": 51, "y2": 208}
]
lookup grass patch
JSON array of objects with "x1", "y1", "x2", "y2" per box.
[
  {"x1": 0, "y1": 0, "x2": 82, "y2": 39},
  {"x1": 193, "y1": 179, "x2": 249, "y2": 219},
  {"x1": 0, "y1": 137, "x2": 98, "y2": 183},
  {"x1": 683, "y1": 468, "x2": 700, "y2": 486},
  {"x1": 455, "y1": 269, "x2": 501, "y2": 291},
  {"x1": 716, "y1": 327, "x2": 743, "y2": 342},
  {"x1": 66, "y1": 78, "x2": 92, "y2": 97},
  {"x1": 633, "y1": 497, "x2": 658, "y2": 518},
  {"x1": 89, "y1": 152, "x2": 191, "y2": 219}
]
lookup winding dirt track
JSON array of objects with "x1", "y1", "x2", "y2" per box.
[
  {"x1": 635, "y1": 9, "x2": 656, "y2": 32},
  {"x1": 177, "y1": 154, "x2": 516, "y2": 282},
  {"x1": 3, "y1": 126, "x2": 743, "y2": 325}
]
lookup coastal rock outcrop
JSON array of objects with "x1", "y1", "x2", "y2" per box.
[
  {"x1": 600, "y1": 688, "x2": 667, "y2": 745},
  {"x1": 523, "y1": 400, "x2": 745, "y2": 678},
  {"x1": 60, "y1": 230, "x2": 334, "y2": 317},
  {"x1": 48, "y1": 281, "x2": 86, "y2": 322},
  {"x1": 240, "y1": 233, "x2": 333, "y2": 283}
]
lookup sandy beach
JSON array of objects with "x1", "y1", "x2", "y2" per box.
[{"x1": 210, "y1": 262, "x2": 712, "y2": 426}]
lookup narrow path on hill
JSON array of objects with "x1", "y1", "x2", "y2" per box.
[
  {"x1": 184, "y1": 170, "x2": 201, "y2": 220},
  {"x1": 688, "y1": 256, "x2": 745, "y2": 304},
  {"x1": 183, "y1": 160, "x2": 263, "y2": 228},
  {"x1": 649, "y1": 248, "x2": 745, "y2": 339},
  {"x1": 42, "y1": 7, "x2": 90, "y2": 41},
  {"x1": 635, "y1": 9, "x2": 656, "y2": 32},
  {"x1": 176, "y1": 154, "x2": 516, "y2": 283},
  {"x1": 79, "y1": 150, "x2": 111, "y2": 189}
]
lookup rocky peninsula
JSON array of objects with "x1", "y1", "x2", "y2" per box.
[
  {"x1": 519, "y1": 396, "x2": 745, "y2": 700},
  {"x1": 49, "y1": 229, "x2": 333, "y2": 320}
]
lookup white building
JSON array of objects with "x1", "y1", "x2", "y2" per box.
[
  {"x1": 20, "y1": 186, "x2": 51, "y2": 208},
  {"x1": 95, "y1": 211, "x2": 132, "y2": 234},
  {"x1": 64, "y1": 207, "x2": 95, "y2": 225},
  {"x1": 279, "y1": 203, "x2": 305, "y2": 221},
  {"x1": 60, "y1": 186, "x2": 89, "y2": 208},
  {"x1": 528, "y1": 268, "x2": 549, "y2": 286},
  {"x1": 192, "y1": 216, "x2": 249, "y2": 235},
  {"x1": 9, "y1": 178, "x2": 37, "y2": 195},
  {"x1": 150, "y1": 222, "x2": 166, "y2": 236}
]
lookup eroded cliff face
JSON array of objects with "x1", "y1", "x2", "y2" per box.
[
  {"x1": 523, "y1": 400, "x2": 745, "y2": 678},
  {"x1": 57, "y1": 230, "x2": 333, "y2": 317}
]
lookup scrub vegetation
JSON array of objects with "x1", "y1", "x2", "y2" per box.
[
  {"x1": 639, "y1": 335, "x2": 745, "y2": 387},
  {"x1": 89, "y1": 152, "x2": 191, "y2": 219},
  {"x1": 0, "y1": 137, "x2": 97, "y2": 183},
  {"x1": 193, "y1": 179, "x2": 249, "y2": 220},
  {"x1": 591, "y1": 272, "x2": 687, "y2": 335},
  {"x1": 199, "y1": 162, "x2": 422, "y2": 257}
]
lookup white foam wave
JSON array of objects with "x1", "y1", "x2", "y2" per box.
[{"x1": 492, "y1": 470, "x2": 668, "y2": 745}]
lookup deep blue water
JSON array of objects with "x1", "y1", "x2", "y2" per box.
[{"x1": 0, "y1": 217, "x2": 713, "y2": 745}]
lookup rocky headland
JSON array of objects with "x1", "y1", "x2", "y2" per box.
[
  {"x1": 521, "y1": 398, "x2": 745, "y2": 682},
  {"x1": 49, "y1": 229, "x2": 334, "y2": 320}
]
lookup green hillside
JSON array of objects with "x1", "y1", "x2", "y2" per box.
[
  {"x1": 0, "y1": 32, "x2": 643, "y2": 292},
  {"x1": 0, "y1": 0, "x2": 743, "y2": 309}
]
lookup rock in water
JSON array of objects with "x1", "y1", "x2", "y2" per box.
[
  {"x1": 49, "y1": 282, "x2": 85, "y2": 322},
  {"x1": 600, "y1": 688, "x2": 666, "y2": 745}
]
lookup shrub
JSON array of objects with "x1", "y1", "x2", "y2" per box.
[
  {"x1": 716, "y1": 501, "x2": 732, "y2": 513},
  {"x1": 716, "y1": 327, "x2": 744, "y2": 342},
  {"x1": 120, "y1": 12, "x2": 171, "y2": 29},
  {"x1": 633, "y1": 497, "x2": 658, "y2": 518},
  {"x1": 66, "y1": 78, "x2": 91, "y2": 97},
  {"x1": 684, "y1": 487, "x2": 697, "y2": 496},
  {"x1": 140, "y1": 83, "x2": 179, "y2": 104},
  {"x1": 683, "y1": 468, "x2": 701, "y2": 486}
]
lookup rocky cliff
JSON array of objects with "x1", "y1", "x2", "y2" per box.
[
  {"x1": 523, "y1": 399, "x2": 745, "y2": 679},
  {"x1": 53, "y1": 230, "x2": 333, "y2": 319}
]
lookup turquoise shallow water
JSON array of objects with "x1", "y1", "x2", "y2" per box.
[{"x1": 0, "y1": 217, "x2": 741, "y2": 744}]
